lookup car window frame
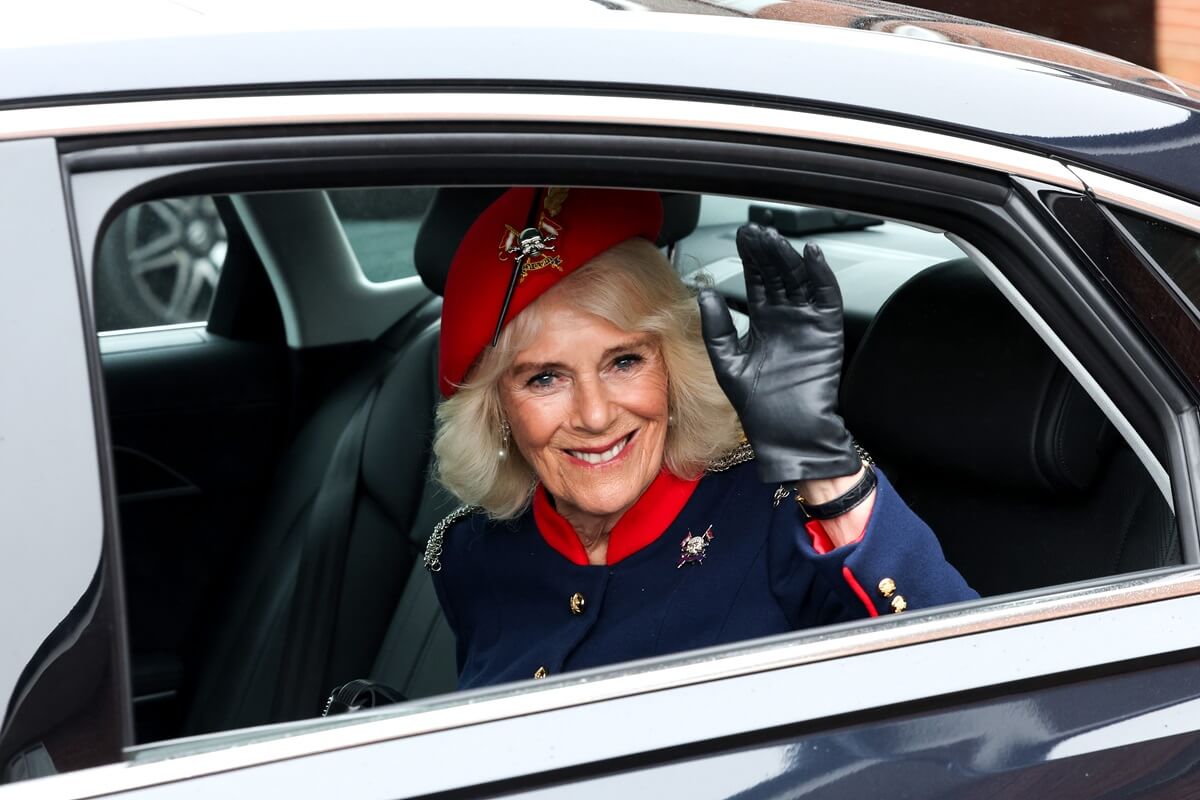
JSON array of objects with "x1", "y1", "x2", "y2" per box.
[
  {"x1": 0, "y1": 137, "x2": 131, "y2": 785},
  {"x1": 24, "y1": 91, "x2": 1200, "y2": 794}
]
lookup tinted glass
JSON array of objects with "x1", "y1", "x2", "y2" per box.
[
  {"x1": 1109, "y1": 207, "x2": 1200, "y2": 316},
  {"x1": 94, "y1": 196, "x2": 226, "y2": 332}
]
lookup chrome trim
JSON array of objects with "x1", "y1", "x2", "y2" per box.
[
  {"x1": 1153, "y1": 70, "x2": 1191, "y2": 99},
  {"x1": 0, "y1": 92, "x2": 1085, "y2": 190},
  {"x1": 1069, "y1": 165, "x2": 1200, "y2": 236},
  {"x1": 26, "y1": 567, "x2": 1200, "y2": 799},
  {"x1": 96, "y1": 321, "x2": 207, "y2": 338},
  {"x1": 949, "y1": 234, "x2": 1173, "y2": 503}
]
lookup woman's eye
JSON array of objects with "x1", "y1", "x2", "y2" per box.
[
  {"x1": 526, "y1": 371, "x2": 558, "y2": 389},
  {"x1": 613, "y1": 353, "x2": 644, "y2": 371}
]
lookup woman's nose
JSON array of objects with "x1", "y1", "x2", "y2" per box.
[{"x1": 571, "y1": 377, "x2": 616, "y2": 433}]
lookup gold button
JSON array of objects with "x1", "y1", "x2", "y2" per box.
[
  {"x1": 878, "y1": 578, "x2": 896, "y2": 598},
  {"x1": 533, "y1": 666, "x2": 548, "y2": 679},
  {"x1": 569, "y1": 592, "x2": 586, "y2": 615},
  {"x1": 891, "y1": 595, "x2": 907, "y2": 613}
]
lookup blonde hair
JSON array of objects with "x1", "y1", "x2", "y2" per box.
[{"x1": 434, "y1": 237, "x2": 742, "y2": 519}]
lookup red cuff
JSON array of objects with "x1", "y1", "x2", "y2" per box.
[
  {"x1": 804, "y1": 519, "x2": 865, "y2": 555},
  {"x1": 805, "y1": 519, "x2": 836, "y2": 555},
  {"x1": 802, "y1": 508, "x2": 873, "y2": 617}
]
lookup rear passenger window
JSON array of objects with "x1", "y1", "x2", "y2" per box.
[
  {"x1": 329, "y1": 187, "x2": 436, "y2": 283},
  {"x1": 94, "y1": 196, "x2": 227, "y2": 332},
  {"x1": 93, "y1": 188, "x2": 437, "y2": 332}
]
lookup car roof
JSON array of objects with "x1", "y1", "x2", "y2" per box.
[
  {"x1": 6, "y1": 0, "x2": 1200, "y2": 201},
  {"x1": 678, "y1": 0, "x2": 1199, "y2": 101}
]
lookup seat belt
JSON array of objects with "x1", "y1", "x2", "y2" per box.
[{"x1": 273, "y1": 378, "x2": 382, "y2": 721}]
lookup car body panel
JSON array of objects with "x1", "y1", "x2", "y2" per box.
[
  {"x1": 732, "y1": 0, "x2": 1199, "y2": 99},
  {"x1": 3, "y1": 8, "x2": 1200, "y2": 200},
  {"x1": 0, "y1": 138, "x2": 104, "y2": 712},
  {"x1": 0, "y1": 137, "x2": 126, "y2": 779},
  {"x1": 26, "y1": 578, "x2": 1200, "y2": 798},
  {"x1": 510, "y1": 658, "x2": 1200, "y2": 798}
]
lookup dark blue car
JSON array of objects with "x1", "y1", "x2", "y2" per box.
[{"x1": 4, "y1": 1, "x2": 1200, "y2": 796}]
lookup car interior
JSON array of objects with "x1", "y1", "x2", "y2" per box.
[{"x1": 93, "y1": 185, "x2": 1181, "y2": 745}]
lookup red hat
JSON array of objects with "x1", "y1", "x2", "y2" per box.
[{"x1": 439, "y1": 187, "x2": 664, "y2": 397}]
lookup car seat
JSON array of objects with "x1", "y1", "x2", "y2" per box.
[{"x1": 840, "y1": 258, "x2": 1179, "y2": 596}]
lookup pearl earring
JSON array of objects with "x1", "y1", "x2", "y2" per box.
[{"x1": 498, "y1": 420, "x2": 511, "y2": 460}]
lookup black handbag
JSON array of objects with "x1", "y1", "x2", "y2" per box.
[{"x1": 322, "y1": 679, "x2": 406, "y2": 717}]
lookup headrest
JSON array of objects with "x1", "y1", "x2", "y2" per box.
[
  {"x1": 413, "y1": 188, "x2": 703, "y2": 297},
  {"x1": 658, "y1": 192, "x2": 701, "y2": 248},
  {"x1": 841, "y1": 258, "x2": 1114, "y2": 494},
  {"x1": 414, "y1": 187, "x2": 507, "y2": 296}
]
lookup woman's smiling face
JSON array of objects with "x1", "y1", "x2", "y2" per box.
[{"x1": 500, "y1": 289, "x2": 670, "y2": 527}]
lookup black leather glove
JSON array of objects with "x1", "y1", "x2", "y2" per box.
[{"x1": 698, "y1": 223, "x2": 859, "y2": 483}]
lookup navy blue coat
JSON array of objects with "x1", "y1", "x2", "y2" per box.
[{"x1": 427, "y1": 456, "x2": 976, "y2": 689}]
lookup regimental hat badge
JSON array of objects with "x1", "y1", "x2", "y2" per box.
[
  {"x1": 678, "y1": 525, "x2": 715, "y2": 568},
  {"x1": 498, "y1": 187, "x2": 568, "y2": 283}
]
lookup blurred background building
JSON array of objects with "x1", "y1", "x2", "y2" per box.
[
  {"x1": 1158, "y1": 0, "x2": 1200, "y2": 81},
  {"x1": 687, "y1": 0, "x2": 1200, "y2": 87},
  {"x1": 921, "y1": 0, "x2": 1199, "y2": 84}
]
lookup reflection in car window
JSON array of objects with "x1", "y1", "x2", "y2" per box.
[
  {"x1": 1109, "y1": 207, "x2": 1200, "y2": 314},
  {"x1": 329, "y1": 187, "x2": 435, "y2": 283},
  {"x1": 94, "y1": 196, "x2": 227, "y2": 332}
]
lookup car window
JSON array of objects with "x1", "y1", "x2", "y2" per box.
[
  {"x1": 1108, "y1": 206, "x2": 1200, "y2": 317},
  {"x1": 328, "y1": 187, "x2": 435, "y2": 283},
  {"x1": 91, "y1": 184, "x2": 1181, "y2": 754},
  {"x1": 674, "y1": 199, "x2": 963, "y2": 338},
  {"x1": 93, "y1": 196, "x2": 227, "y2": 332},
  {"x1": 93, "y1": 188, "x2": 437, "y2": 333}
]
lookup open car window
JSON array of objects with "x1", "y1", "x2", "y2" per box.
[{"x1": 85, "y1": 181, "x2": 1181, "y2": 756}]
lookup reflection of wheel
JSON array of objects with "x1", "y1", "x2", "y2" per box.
[{"x1": 95, "y1": 197, "x2": 227, "y2": 331}]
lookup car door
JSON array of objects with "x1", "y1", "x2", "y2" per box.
[
  {"x1": 0, "y1": 138, "x2": 129, "y2": 783},
  {"x1": 6, "y1": 47, "x2": 1200, "y2": 800}
]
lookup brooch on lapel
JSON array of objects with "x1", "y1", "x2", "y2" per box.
[{"x1": 678, "y1": 525, "x2": 715, "y2": 568}]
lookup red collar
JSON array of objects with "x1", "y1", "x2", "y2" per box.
[{"x1": 532, "y1": 470, "x2": 701, "y2": 565}]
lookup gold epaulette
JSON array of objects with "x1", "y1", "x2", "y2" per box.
[{"x1": 423, "y1": 505, "x2": 478, "y2": 573}]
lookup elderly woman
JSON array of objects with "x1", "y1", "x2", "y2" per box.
[{"x1": 426, "y1": 187, "x2": 975, "y2": 689}]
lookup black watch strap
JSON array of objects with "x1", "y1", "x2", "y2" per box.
[{"x1": 796, "y1": 463, "x2": 877, "y2": 520}]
